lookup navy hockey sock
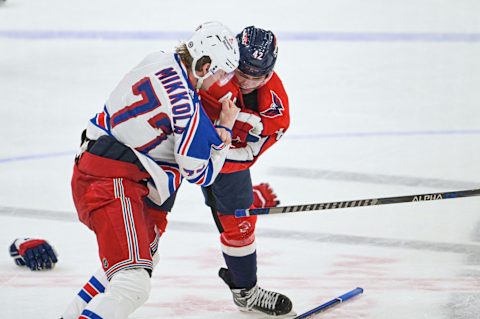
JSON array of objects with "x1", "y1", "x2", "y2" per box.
[{"x1": 222, "y1": 251, "x2": 257, "y2": 289}]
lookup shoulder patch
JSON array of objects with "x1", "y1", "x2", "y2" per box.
[{"x1": 260, "y1": 90, "x2": 284, "y2": 118}]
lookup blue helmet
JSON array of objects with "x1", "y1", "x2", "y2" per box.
[{"x1": 236, "y1": 26, "x2": 278, "y2": 77}]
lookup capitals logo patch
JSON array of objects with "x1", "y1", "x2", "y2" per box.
[{"x1": 260, "y1": 90, "x2": 284, "y2": 118}]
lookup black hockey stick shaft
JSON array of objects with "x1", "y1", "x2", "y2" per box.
[{"x1": 235, "y1": 188, "x2": 480, "y2": 217}]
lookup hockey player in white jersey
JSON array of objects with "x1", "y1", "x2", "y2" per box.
[{"x1": 61, "y1": 21, "x2": 239, "y2": 319}]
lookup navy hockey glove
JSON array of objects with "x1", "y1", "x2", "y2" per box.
[
  {"x1": 253, "y1": 183, "x2": 280, "y2": 208},
  {"x1": 9, "y1": 238, "x2": 58, "y2": 271}
]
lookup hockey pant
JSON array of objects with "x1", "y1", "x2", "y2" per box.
[{"x1": 67, "y1": 151, "x2": 169, "y2": 319}]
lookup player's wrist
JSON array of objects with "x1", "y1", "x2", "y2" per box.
[
  {"x1": 216, "y1": 119, "x2": 235, "y2": 130},
  {"x1": 215, "y1": 125, "x2": 232, "y2": 136}
]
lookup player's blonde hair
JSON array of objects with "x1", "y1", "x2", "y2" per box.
[{"x1": 175, "y1": 43, "x2": 211, "y2": 72}]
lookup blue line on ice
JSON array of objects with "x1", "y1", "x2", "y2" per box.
[{"x1": 1, "y1": 30, "x2": 480, "y2": 42}]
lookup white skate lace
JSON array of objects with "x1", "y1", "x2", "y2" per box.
[{"x1": 245, "y1": 286, "x2": 279, "y2": 310}]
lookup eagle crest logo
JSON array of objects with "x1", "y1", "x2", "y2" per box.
[{"x1": 260, "y1": 90, "x2": 284, "y2": 118}]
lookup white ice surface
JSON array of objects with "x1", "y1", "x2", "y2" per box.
[{"x1": 1, "y1": 0, "x2": 479, "y2": 318}]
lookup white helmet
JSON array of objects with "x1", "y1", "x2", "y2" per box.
[{"x1": 186, "y1": 21, "x2": 239, "y2": 86}]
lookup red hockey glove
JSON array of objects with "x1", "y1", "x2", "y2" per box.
[
  {"x1": 231, "y1": 110, "x2": 263, "y2": 147},
  {"x1": 252, "y1": 183, "x2": 280, "y2": 208},
  {"x1": 9, "y1": 238, "x2": 58, "y2": 271}
]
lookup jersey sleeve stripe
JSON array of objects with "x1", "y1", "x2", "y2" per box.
[{"x1": 178, "y1": 103, "x2": 200, "y2": 156}]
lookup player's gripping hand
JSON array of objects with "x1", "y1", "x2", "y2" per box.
[
  {"x1": 232, "y1": 110, "x2": 264, "y2": 147},
  {"x1": 217, "y1": 99, "x2": 240, "y2": 131},
  {"x1": 215, "y1": 125, "x2": 232, "y2": 145},
  {"x1": 252, "y1": 183, "x2": 280, "y2": 208},
  {"x1": 9, "y1": 238, "x2": 58, "y2": 271}
]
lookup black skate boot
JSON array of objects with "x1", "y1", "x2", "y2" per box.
[{"x1": 219, "y1": 267, "x2": 294, "y2": 317}]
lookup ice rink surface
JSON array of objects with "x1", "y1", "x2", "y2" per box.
[{"x1": 1, "y1": 0, "x2": 480, "y2": 318}]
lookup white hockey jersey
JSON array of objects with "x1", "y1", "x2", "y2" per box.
[{"x1": 86, "y1": 51, "x2": 229, "y2": 205}]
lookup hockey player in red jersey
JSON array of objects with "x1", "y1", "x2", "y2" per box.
[
  {"x1": 60, "y1": 21, "x2": 240, "y2": 319},
  {"x1": 199, "y1": 26, "x2": 293, "y2": 316},
  {"x1": 200, "y1": 31, "x2": 289, "y2": 173}
]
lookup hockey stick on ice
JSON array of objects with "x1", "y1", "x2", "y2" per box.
[
  {"x1": 235, "y1": 188, "x2": 480, "y2": 217},
  {"x1": 294, "y1": 287, "x2": 364, "y2": 318}
]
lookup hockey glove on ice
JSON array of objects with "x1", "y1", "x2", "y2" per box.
[
  {"x1": 253, "y1": 183, "x2": 280, "y2": 208},
  {"x1": 9, "y1": 238, "x2": 58, "y2": 271}
]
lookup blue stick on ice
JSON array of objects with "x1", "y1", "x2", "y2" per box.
[{"x1": 294, "y1": 287, "x2": 364, "y2": 319}]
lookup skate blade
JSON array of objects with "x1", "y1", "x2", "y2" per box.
[
  {"x1": 270, "y1": 310, "x2": 297, "y2": 318},
  {"x1": 238, "y1": 307, "x2": 297, "y2": 318}
]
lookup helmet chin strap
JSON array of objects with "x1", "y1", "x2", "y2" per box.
[
  {"x1": 195, "y1": 75, "x2": 204, "y2": 90},
  {"x1": 191, "y1": 57, "x2": 211, "y2": 90}
]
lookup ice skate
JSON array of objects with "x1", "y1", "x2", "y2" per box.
[{"x1": 219, "y1": 267, "x2": 295, "y2": 317}]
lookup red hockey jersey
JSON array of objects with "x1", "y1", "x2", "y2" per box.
[{"x1": 199, "y1": 72, "x2": 290, "y2": 173}]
